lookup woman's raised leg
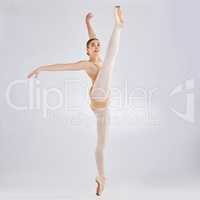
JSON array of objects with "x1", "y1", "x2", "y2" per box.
[{"x1": 90, "y1": 6, "x2": 124, "y2": 101}]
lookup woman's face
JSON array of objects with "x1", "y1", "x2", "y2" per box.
[{"x1": 87, "y1": 39, "x2": 101, "y2": 57}]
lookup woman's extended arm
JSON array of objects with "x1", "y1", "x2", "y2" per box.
[
  {"x1": 27, "y1": 60, "x2": 90, "y2": 79},
  {"x1": 85, "y1": 12, "x2": 96, "y2": 39}
]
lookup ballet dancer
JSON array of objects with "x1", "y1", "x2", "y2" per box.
[{"x1": 27, "y1": 6, "x2": 124, "y2": 196}]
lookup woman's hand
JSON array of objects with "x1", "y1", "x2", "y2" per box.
[
  {"x1": 85, "y1": 12, "x2": 94, "y2": 23},
  {"x1": 27, "y1": 67, "x2": 41, "y2": 79}
]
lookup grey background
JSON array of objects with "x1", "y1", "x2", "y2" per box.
[{"x1": 1, "y1": 0, "x2": 200, "y2": 199}]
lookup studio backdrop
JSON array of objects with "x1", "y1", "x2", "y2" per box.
[{"x1": 1, "y1": 0, "x2": 200, "y2": 199}]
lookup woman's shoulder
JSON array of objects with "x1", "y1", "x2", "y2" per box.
[
  {"x1": 76, "y1": 59, "x2": 93, "y2": 68},
  {"x1": 80, "y1": 58, "x2": 103, "y2": 70}
]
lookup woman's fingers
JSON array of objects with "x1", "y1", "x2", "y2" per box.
[
  {"x1": 88, "y1": 12, "x2": 93, "y2": 18},
  {"x1": 27, "y1": 69, "x2": 38, "y2": 79},
  {"x1": 86, "y1": 12, "x2": 94, "y2": 21},
  {"x1": 27, "y1": 72, "x2": 33, "y2": 79},
  {"x1": 28, "y1": 73, "x2": 33, "y2": 79}
]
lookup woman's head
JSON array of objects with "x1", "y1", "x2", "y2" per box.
[{"x1": 86, "y1": 38, "x2": 101, "y2": 57}]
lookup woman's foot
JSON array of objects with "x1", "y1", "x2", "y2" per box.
[
  {"x1": 95, "y1": 175, "x2": 107, "y2": 196},
  {"x1": 114, "y1": 5, "x2": 124, "y2": 27}
]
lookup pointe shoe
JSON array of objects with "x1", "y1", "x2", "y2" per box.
[
  {"x1": 114, "y1": 5, "x2": 124, "y2": 27},
  {"x1": 95, "y1": 175, "x2": 106, "y2": 196}
]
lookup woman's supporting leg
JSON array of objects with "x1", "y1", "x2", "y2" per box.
[
  {"x1": 90, "y1": 22, "x2": 122, "y2": 100},
  {"x1": 94, "y1": 108, "x2": 111, "y2": 177}
]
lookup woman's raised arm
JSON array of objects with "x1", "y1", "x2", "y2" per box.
[
  {"x1": 85, "y1": 12, "x2": 96, "y2": 39},
  {"x1": 27, "y1": 60, "x2": 90, "y2": 79}
]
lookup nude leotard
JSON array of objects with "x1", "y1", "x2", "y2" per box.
[{"x1": 89, "y1": 64, "x2": 110, "y2": 111}]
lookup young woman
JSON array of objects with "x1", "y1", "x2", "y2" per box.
[{"x1": 27, "y1": 6, "x2": 124, "y2": 196}]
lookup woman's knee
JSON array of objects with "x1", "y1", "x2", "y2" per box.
[{"x1": 95, "y1": 143, "x2": 106, "y2": 152}]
